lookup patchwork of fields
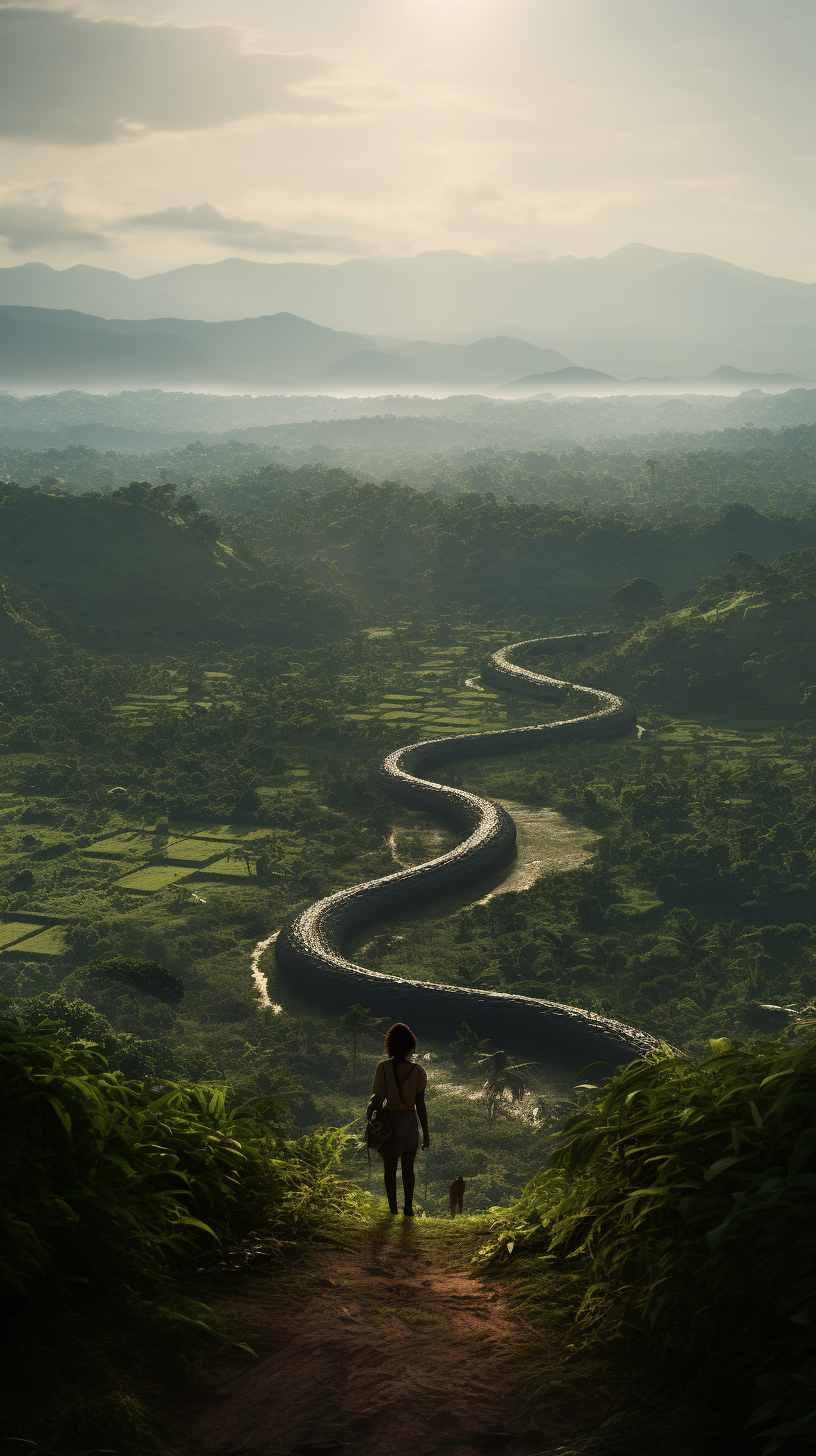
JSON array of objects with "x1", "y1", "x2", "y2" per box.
[
  {"x1": 0, "y1": 814, "x2": 281, "y2": 957},
  {"x1": 1, "y1": 627, "x2": 803, "y2": 973}
]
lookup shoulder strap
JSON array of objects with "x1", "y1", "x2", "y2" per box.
[{"x1": 389, "y1": 1060, "x2": 418, "y2": 1101}]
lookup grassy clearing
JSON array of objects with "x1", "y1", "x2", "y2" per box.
[
  {"x1": 196, "y1": 856, "x2": 253, "y2": 879},
  {"x1": 0, "y1": 919, "x2": 45, "y2": 947},
  {"x1": 6, "y1": 926, "x2": 67, "y2": 955},
  {"x1": 115, "y1": 865, "x2": 194, "y2": 892},
  {"x1": 84, "y1": 832, "x2": 157, "y2": 857},
  {"x1": 162, "y1": 839, "x2": 226, "y2": 864}
]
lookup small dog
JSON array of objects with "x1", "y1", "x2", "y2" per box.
[{"x1": 449, "y1": 1175, "x2": 465, "y2": 1218}]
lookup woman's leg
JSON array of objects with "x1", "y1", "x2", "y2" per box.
[
  {"x1": 400, "y1": 1146, "x2": 418, "y2": 1213},
  {"x1": 379, "y1": 1145, "x2": 399, "y2": 1213}
]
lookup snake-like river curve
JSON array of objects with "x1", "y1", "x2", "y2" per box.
[{"x1": 275, "y1": 634, "x2": 659, "y2": 1073}]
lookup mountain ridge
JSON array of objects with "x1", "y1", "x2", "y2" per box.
[
  {"x1": 1, "y1": 246, "x2": 814, "y2": 378},
  {"x1": 0, "y1": 306, "x2": 576, "y2": 390}
]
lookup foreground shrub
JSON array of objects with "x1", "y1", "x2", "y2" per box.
[
  {"x1": 479, "y1": 1036, "x2": 816, "y2": 1453},
  {"x1": 1, "y1": 1014, "x2": 363, "y2": 1303}
]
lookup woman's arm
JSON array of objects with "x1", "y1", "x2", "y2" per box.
[
  {"x1": 416, "y1": 1092, "x2": 430, "y2": 1150},
  {"x1": 368, "y1": 1063, "x2": 387, "y2": 1121}
]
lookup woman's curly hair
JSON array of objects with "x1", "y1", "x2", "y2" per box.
[{"x1": 384, "y1": 1022, "x2": 417, "y2": 1058}]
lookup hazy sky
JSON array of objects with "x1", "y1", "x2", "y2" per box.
[{"x1": 0, "y1": 0, "x2": 814, "y2": 280}]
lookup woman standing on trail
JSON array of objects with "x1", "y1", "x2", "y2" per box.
[{"x1": 366, "y1": 1022, "x2": 430, "y2": 1217}]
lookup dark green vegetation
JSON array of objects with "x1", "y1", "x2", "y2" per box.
[
  {"x1": 1, "y1": 1012, "x2": 362, "y2": 1453},
  {"x1": 482, "y1": 1036, "x2": 816, "y2": 1453},
  {"x1": 0, "y1": 475, "x2": 354, "y2": 652},
  {"x1": 2, "y1": 434, "x2": 815, "y2": 1451},
  {"x1": 230, "y1": 476, "x2": 816, "y2": 619},
  {"x1": 4, "y1": 414, "x2": 816, "y2": 519}
]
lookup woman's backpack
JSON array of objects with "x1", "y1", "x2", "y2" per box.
[{"x1": 365, "y1": 1109, "x2": 392, "y2": 1153}]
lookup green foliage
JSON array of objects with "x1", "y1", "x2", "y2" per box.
[
  {"x1": 62, "y1": 954, "x2": 184, "y2": 1005},
  {"x1": 0, "y1": 1014, "x2": 363, "y2": 1304},
  {"x1": 339, "y1": 1002, "x2": 387, "y2": 1082},
  {"x1": 449, "y1": 1021, "x2": 491, "y2": 1071},
  {"x1": 608, "y1": 576, "x2": 665, "y2": 619},
  {"x1": 0, "y1": 478, "x2": 356, "y2": 655},
  {"x1": 230, "y1": 481, "x2": 816, "y2": 621},
  {"x1": 477, "y1": 1048, "x2": 533, "y2": 1116},
  {"x1": 479, "y1": 1037, "x2": 816, "y2": 1451},
  {"x1": 14, "y1": 992, "x2": 163, "y2": 1078},
  {"x1": 594, "y1": 547, "x2": 816, "y2": 714}
]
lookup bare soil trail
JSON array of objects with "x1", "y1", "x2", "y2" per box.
[{"x1": 161, "y1": 1220, "x2": 611, "y2": 1456}]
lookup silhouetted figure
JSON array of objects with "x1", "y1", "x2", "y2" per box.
[
  {"x1": 366, "y1": 1022, "x2": 430, "y2": 1217},
  {"x1": 449, "y1": 1175, "x2": 465, "y2": 1217}
]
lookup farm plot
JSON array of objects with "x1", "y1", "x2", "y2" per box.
[
  {"x1": 167, "y1": 824, "x2": 276, "y2": 843},
  {"x1": 114, "y1": 865, "x2": 193, "y2": 893},
  {"x1": 83, "y1": 832, "x2": 157, "y2": 858},
  {"x1": 7, "y1": 927, "x2": 68, "y2": 956},
  {"x1": 161, "y1": 838, "x2": 226, "y2": 864},
  {"x1": 195, "y1": 856, "x2": 253, "y2": 880},
  {"x1": 0, "y1": 920, "x2": 45, "y2": 948}
]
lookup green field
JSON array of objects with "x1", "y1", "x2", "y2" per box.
[
  {"x1": 0, "y1": 920, "x2": 45, "y2": 948},
  {"x1": 8, "y1": 927, "x2": 67, "y2": 956},
  {"x1": 84, "y1": 832, "x2": 157, "y2": 857},
  {"x1": 161, "y1": 838, "x2": 226, "y2": 864},
  {"x1": 196, "y1": 855, "x2": 252, "y2": 879},
  {"x1": 114, "y1": 865, "x2": 194, "y2": 892}
]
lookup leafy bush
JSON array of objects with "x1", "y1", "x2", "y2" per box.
[
  {"x1": 1, "y1": 1015, "x2": 363, "y2": 1303},
  {"x1": 62, "y1": 955, "x2": 185, "y2": 1005},
  {"x1": 15, "y1": 991, "x2": 162, "y2": 1078},
  {"x1": 479, "y1": 1037, "x2": 816, "y2": 1452}
]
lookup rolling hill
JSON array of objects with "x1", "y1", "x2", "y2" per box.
[
  {"x1": 0, "y1": 307, "x2": 375, "y2": 389},
  {"x1": 0, "y1": 306, "x2": 576, "y2": 390}
]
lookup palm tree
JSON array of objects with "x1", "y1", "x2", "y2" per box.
[
  {"x1": 679, "y1": 983, "x2": 720, "y2": 1016},
  {"x1": 714, "y1": 921, "x2": 760, "y2": 963},
  {"x1": 227, "y1": 845, "x2": 255, "y2": 876},
  {"x1": 667, "y1": 916, "x2": 715, "y2": 969},
  {"x1": 449, "y1": 1021, "x2": 491, "y2": 1072},
  {"x1": 539, "y1": 928, "x2": 590, "y2": 976},
  {"x1": 339, "y1": 1003, "x2": 387, "y2": 1083},
  {"x1": 477, "y1": 1049, "x2": 532, "y2": 1117}
]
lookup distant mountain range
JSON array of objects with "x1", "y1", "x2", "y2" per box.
[
  {"x1": 1, "y1": 245, "x2": 815, "y2": 378},
  {"x1": 498, "y1": 364, "x2": 811, "y2": 398},
  {"x1": 0, "y1": 305, "x2": 573, "y2": 390},
  {"x1": 0, "y1": 305, "x2": 811, "y2": 396}
]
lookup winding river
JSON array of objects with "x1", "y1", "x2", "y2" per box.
[{"x1": 274, "y1": 634, "x2": 659, "y2": 1072}]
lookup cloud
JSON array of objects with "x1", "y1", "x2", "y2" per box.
[
  {"x1": 123, "y1": 202, "x2": 360, "y2": 255},
  {"x1": 0, "y1": 192, "x2": 109, "y2": 251},
  {"x1": 0, "y1": 7, "x2": 330, "y2": 146}
]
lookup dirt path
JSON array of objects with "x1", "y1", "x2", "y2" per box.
[{"x1": 162, "y1": 1224, "x2": 602, "y2": 1456}]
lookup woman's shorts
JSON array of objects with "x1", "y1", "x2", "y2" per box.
[{"x1": 380, "y1": 1109, "x2": 419, "y2": 1155}]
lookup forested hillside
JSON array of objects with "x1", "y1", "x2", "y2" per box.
[
  {"x1": 220, "y1": 476, "x2": 816, "y2": 618},
  {"x1": 0, "y1": 478, "x2": 355, "y2": 651}
]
